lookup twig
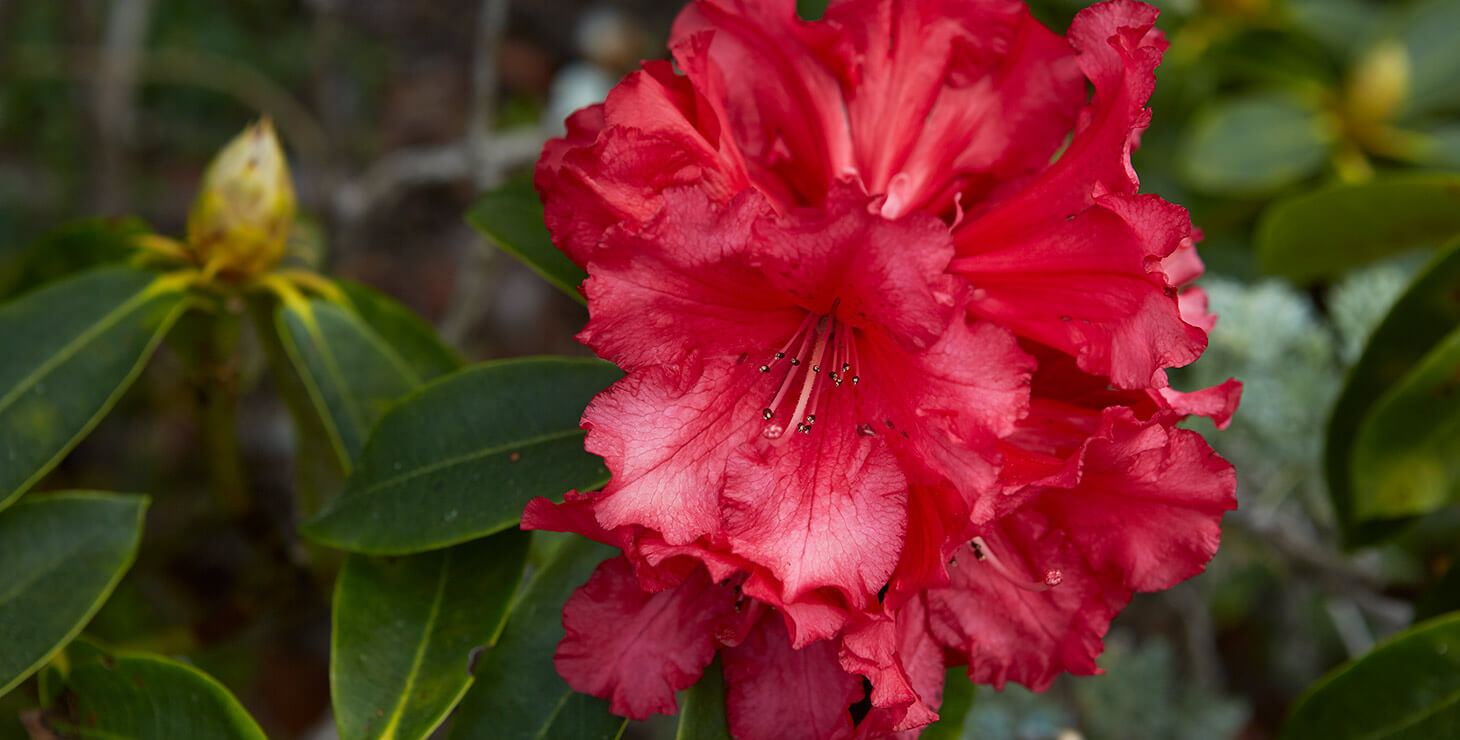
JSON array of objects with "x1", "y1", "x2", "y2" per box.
[
  {"x1": 93, "y1": 0, "x2": 154, "y2": 212},
  {"x1": 440, "y1": 0, "x2": 515, "y2": 345},
  {"x1": 1165, "y1": 582, "x2": 1225, "y2": 689},
  {"x1": 468, "y1": 0, "x2": 512, "y2": 188},
  {"x1": 7, "y1": 44, "x2": 330, "y2": 174},
  {"x1": 328, "y1": 129, "x2": 543, "y2": 226},
  {"x1": 1229, "y1": 510, "x2": 1412, "y2": 629}
]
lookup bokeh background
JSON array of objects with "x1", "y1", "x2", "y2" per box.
[{"x1": 3, "y1": 0, "x2": 1458, "y2": 737}]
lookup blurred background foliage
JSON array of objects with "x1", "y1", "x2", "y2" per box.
[{"x1": 2, "y1": 0, "x2": 1459, "y2": 738}]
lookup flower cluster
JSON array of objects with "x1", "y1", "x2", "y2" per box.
[{"x1": 524, "y1": 0, "x2": 1240, "y2": 736}]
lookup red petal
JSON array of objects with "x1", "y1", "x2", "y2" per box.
[
  {"x1": 724, "y1": 398, "x2": 908, "y2": 609},
  {"x1": 1152, "y1": 377, "x2": 1242, "y2": 430},
  {"x1": 863, "y1": 317, "x2": 1032, "y2": 520},
  {"x1": 927, "y1": 514, "x2": 1128, "y2": 691},
  {"x1": 672, "y1": 0, "x2": 850, "y2": 205},
  {"x1": 841, "y1": 596, "x2": 945, "y2": 734},
  {"x1": 584, "y1": 356, "x2": 763, "y2": 544},
  {"x1": 556, "y1": 558, "x2": 739, "y2": 719},
  {"x1": 741, "y1": 572, "x2": 853, "y2": 647},
  {"x1": 1035, "y1": 408, "x2": 1236, "y2": 592},
  {"x1": 817, "y1": 0, "x2": 1083, "y2": 219},
  {"x1": 754, "y1": 185, "x2": 956, "y2": 353},
  {"x1": 580, "y1": 189, "x2": 799, "y2": 370},
  {"x1": 723, "y1": 612, "x2": 864, "y2": 740},
  {"x1": 521, "y1": 491, "x2": 632, "y2": 551},
  {"x1": 955, "y1": 194, "x2": 1206, "y2": 389},
  {"x1": 537, "y1": 58, "x2": 754, "y2": 265}
]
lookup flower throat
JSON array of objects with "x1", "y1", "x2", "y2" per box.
[{"x1": 758, "y1": 300, "x2": 859, "y2": 440}]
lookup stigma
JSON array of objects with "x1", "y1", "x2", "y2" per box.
[
  {"x1": 969, "y1": 536, "x2": 1063, "y2": 592},
  {"x1": 757, "y1": 300, "x2": 859, "y2": 440}
]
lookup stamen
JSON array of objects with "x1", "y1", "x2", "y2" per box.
[
  {"x1": 969, "y1": 536, "x2": 1062, "y2": 592},
  {"x1": 786, "y1": 318, "x2": 832, "y2": 436},
  {"x1": 757, "y1": 302, "x2": 861, "y2": 440}
]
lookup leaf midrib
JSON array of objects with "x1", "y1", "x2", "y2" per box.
[
  {"x1": 0, "y1": 285, "x2": 155, "y2": 416},
  {"x1": 342, "y1": 428, "x2": 590, "y2": 501},
  {"x1": 373, "y1": 550, "x2": 452, "y2": 740}
]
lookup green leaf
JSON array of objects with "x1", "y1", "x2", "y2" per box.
[
  {"x1": 0, "y1": 492, "x2": 147, "y2": 698},
  {"x1": 1181, "y1": 94, "x2": 1332, "y2": 195},
  {"x1": 276, "y1": 290, "x2": 460, "y2": 473},
  {"x1": 0, "y1": 217, "x2": 147, "y2": 300},
  {"x1": 1327, "y1": 236, "x2": 1460, "y2": 542},
  {"x1": 1282, "y1": 611, "x2": 1460, "y2": 738},
  {"x1": 332, "y1": 531, "x2": 531, "y2": 740},
  {"x1": 0, "y1": 268, "x2": 190, "y2": 510},
  {"x1": 1350, "y1": 327, "x2": 1460, "y2": 520},
  {"x1": 921, "y1": 668, "x2": 976, "y2": 740},
  {"x1": 1399, "y1": 0, "x2": 1460, "y2": 119},
  {"x1": 1288, "y1": 0, "x2": 1383, "y2": 60},
  {"x1": 466, "y1": 178, "x2": 587, "y2": 304},
  {"x1": 302, "y1": 357, "x2": 620, "y2": 555},
  {"x1": 337, "y1": 280, "x2": 461, "y2": 381},
  {"x1": 676, "y1": 658, "x2": 730, "y2": 740},
  {"x1": 796, "y1": 0, "x2": 831, "y2": 20},
  {"x1": 1257, "y1": 173, "x2": 1460, "y2": 283},
  {"x1": 450, "y1": 537, "x2": 624, "y2": 740},
  {"x1": 48, "y1": 638, "x2": 266, "y2": 740}
]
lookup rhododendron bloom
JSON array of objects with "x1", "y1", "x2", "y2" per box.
[{"x1": 525, "y1": 0, "x2": 1239, "y2": 737}]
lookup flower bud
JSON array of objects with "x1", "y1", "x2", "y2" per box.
[
  {"x1": 186, "y1": 119, "x2": 296, "y2": 278},
  {"x1": 1347, "y1": 40, "x2": 1410, "y2": 127}
]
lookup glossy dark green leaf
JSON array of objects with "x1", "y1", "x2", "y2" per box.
[
  {"x1": 465, "y1": 178, "x2": 587, "y2": 304},
  {"x1": 797, "y1": 0, "x2": 831, "y2": 20},
  {"x1": 0, "y1": 492, "x2": 146, "y2": 698},
  {"x1": 337, "y1": 281, "x2": 461, "y2": 381},
  {"x1": 1257, "y1": 173, "x2": 1460, "y2": 283},
  {"x1": 1181, "y1": 94, "x2": 1331, "y2": 195},
  {"x1": 1350, "y1": 328, "x2": 1460, "y2": 520},
  {"x1": 676, "y1": 658, "x2": 730, "y2": 740},
  {"x1": 1288, "y1": 0, "x2": 1382, "y2": 60},
  {"x1": 302, "y1": 357, "x2": 620, "y2": 554},
  {"x1": 1399, "y1": 0, "x2": 1460, "y2": 119},
  {"x1": 0, "y1": 217, "x2": 147, "y2": 300},
  {"x1": 48, "y1": 638, "x2": 265, "y2": 739},
  {"x1": 921, "y1": 668, "x2": 975, "y2": 740},
  {"x1": 277, "y1": 289, "x2": 460, "y2": 472},
  {"x1": 0, "y1": 268, "x2": 190, "y2": 510},
  {"x1": 1282, "y1": 612, "x2": 1460, "y2": 738},
  {"x1": 449, "y1": 537, "x2": 624, "y2": 740},
  {"x1": 332, "y1": 531, "x2": 530, "y2": 740},
  {"x1": 1327, "y1": 237, "x2": 1460, "y2": 542}
]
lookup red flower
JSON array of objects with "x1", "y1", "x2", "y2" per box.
[{"x1": 526, "y1": 0, "x2": 1239, "y2": 736}]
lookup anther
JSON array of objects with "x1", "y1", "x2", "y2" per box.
[
  {"x1": 759, "y1": 365, "x2": 770, "y2": 373},
  {"x1": 762, "y1": 408, "x2": 774, "y2": 420},
  {"x1": 775, "y1": 352, "x2": 785, "y2": 359}
]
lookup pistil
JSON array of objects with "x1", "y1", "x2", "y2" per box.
[{"x1": 969, "y1": 536, "x2": 1063, "y2": 592}]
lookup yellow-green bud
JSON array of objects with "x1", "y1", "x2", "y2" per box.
[
  {"x1": 186, "y1": 119, "x2": 296, "y2": 278},
  {"x1": 1347, "y1": 40, "x2": 1410, "y2": 127}
]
